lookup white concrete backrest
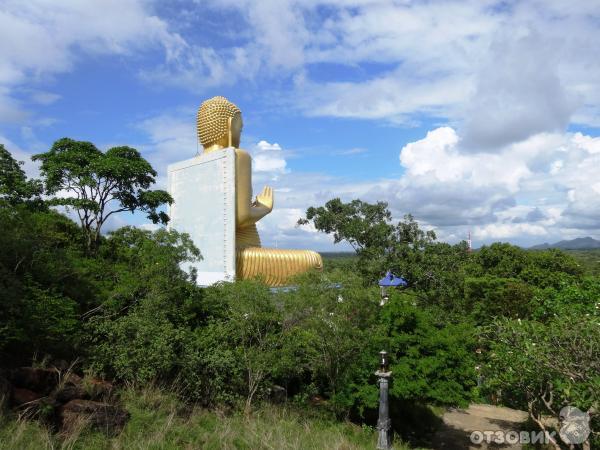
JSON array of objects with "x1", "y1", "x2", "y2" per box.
[{"x1": 167, "y1": 148, "x2": 236, "y2": 285}]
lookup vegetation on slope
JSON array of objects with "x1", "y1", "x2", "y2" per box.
[
  {"x1": 1, "y1": 143, "x2": 598, "y2": 448},
  {"x1": 0, "y1": 386, "x2": 395, "y2": 450}
]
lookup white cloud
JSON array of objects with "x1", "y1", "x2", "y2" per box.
[
  {"x1": 0, "y1": 0, "x2": 185, "y2": 82},
  {"x1": 122, "y1": 110, "x2": 600, "y2": 249},
  {"x1": 251, "y1": 140, "x2": 287, "y2": 175},
  {"x1": 170, "y1": 0, "x2": 600, "y2": 143},
  {"x1": 5, "y1": 1, "x2": 598, "y2": 249},
  {"x1": 460, "y1": 30, "x2": 579, "y2": 150},
  {"x1": 0, "y1": 0, "x2": 186, "y2": 123},
  {"x1": 474, "y1": 223, "x2": 548, "y2": 240},
  {"x1": 382, "y1": 127, "x2": 600, "y2": 244}
]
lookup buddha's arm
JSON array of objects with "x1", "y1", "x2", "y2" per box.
[{"x1": 235, "y1": 148, "x2": 273, "y2": 228}]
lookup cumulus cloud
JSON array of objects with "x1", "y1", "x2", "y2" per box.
[
  {"x1": 461, "y1": 30, "x2": 578, "y2": 150},
  {"x1": 381, "y1": 127, "x2": 600, "y2": 245},
  {"x1": 252, "y1": 125, "x2": 600, "y2": 248},
  {"x1": 0, "y1": 0, "x2": 185, "y2": 123},
  {"x1": 112, "y1": 112, "x2": 600, "y2": 248}
]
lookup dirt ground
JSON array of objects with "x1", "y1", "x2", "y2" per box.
[{"x1": 431, "y1": 404, "x2": 529, "y2": 449}]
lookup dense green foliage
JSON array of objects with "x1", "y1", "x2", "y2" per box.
[
  {"x1": 483, "y1": 314, "x2": 599, "y2": 447},
  {"x1": 1, "y1": 147, "x2": 598, "y2": 447},
  {"x1": 301, "y1": 198, "x2": 598, "y2": 446}
]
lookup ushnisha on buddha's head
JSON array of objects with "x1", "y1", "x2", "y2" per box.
[{"x1": 197, "y1": 96, "x2": 243, "y2": 151}]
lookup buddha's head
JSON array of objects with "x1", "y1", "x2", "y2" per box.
[{"x1": 197, "y1": 96, "x2": 243, "y2": 151}]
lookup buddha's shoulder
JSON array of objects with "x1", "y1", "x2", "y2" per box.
[{"x1": 234, "y1": 148, "x2": 251, "y2": 159}]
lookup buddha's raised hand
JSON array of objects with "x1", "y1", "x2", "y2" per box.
[{"x1": 254, "y1": 186, "x2": 274, "y2": 212}]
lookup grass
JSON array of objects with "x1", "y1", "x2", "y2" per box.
[{"x1": 0, "y1": 386, "x2": 412, "y2": 450}]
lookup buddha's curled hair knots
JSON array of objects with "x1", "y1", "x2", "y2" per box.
[{"x1": 197, "y1": 96, "x2": 241, "y2": 146}]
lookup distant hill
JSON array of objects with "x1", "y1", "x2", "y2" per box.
[
  {"x1": 320, "y1": 252, "x2": 356, "y2": 259},
  {"x1": 530, "y1": 237, "x2": 600, "y2": 250}
]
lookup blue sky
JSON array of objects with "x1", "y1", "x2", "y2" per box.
[{"x1": 2, "y1": 0, "x2": 600, "y2": 251}]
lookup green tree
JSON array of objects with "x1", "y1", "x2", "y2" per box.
[
  {"x1": 279, "y1": 272, "x2": 382, "y2": 414},
  {"x1": 180, "y1": 281, "x2": 287, "y2": 411},
  {"x1": 298, "y1": 199, "x2": 437, "y2": 280},
  {"x1": 472, "y1": 243, "x2": 583, "y2": 289},
  {"x1": 32, "y1": 138, "x2": 172, "y2": 251},
  {"x1": 97, "y1": 226, "x2": 201, "y2": 314},
  {"x1": 299, "y1": 198, "x2": 469, "y2": 304},
  {"x1": 86, "y1": 227, "x2": 202, "y2": 381},
  {"x1": 0, "y1": 144, "x2": 42, "y2": 206},
  {"x1": 463, "y1": 276, "x2": 536, "y2": 323},
  {"x1": 382, "y1": 294, "x2": 477, "y2": 406},
  {"x1": 298, "y1": 198, "x2": 396, "y2": 254},
  {"x1": 483, "y1": 315, "x2": 600, "y2": 448},
  {"x1": 0, "y1": 205, "x2": 89, "y2": 361}
]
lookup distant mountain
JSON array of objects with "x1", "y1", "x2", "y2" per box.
[{"x1": 530, "y1": 237, "x2": 600, "y2": 250}]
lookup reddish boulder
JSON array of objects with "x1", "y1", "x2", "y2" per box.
[
  {"x1": 85, "y1": 378, "x2": 114, "y2": 400},
  {"x1": 54, "y1": 372, "x2": 86, "y2": 403},
  {"x1": 55, "y1": 384, "x2": 87, "y2": 403},
  {"x1": 12, "y1": 390, "x2": 60, "y2": 424},
  {"x1": 11, "y1": 367, "x2": 59, "y2": 395},
  {"x1": 59, "y1": 399, "x2": 129, "y2": 435},
  {"x1": 12, "y1": 387, "x2": 43, "y2": 406}
]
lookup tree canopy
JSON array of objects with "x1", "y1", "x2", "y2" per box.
[
  {"x1": 0, "y1": 143, "x2": 42, "y2": 206},
  {"x1": 32, "y1": 138, "x2": 173, "y2": 250}
]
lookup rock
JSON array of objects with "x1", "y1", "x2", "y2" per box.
[
  {"x1": 11, "y1": 367, "x2": 58, "y2": 395},
  {"x1": 55, "y1": 384, "x2": 87, "y2": 403},
  {"x1": 59, "y1": 399, "x2": 129, "y2": 435},
  {"x1": 54, "y1": 372, "x2": 86, "y2": 403},
  {"x1": 13, "y1": 391, "x2": 60, "y2": 424},
  {"x1": 12, "y1": 387, "x2": 44, "y2": 406},
  {"x1": 84, "y1": 378, "x2": 113, "y2": 400}
]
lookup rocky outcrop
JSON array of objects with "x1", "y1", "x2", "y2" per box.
[
  {"x1": 11, "y1": 367, "x2": 59, "y2": 395},
  {"x1": 11, "y1": 387, "x2": 44, "y2": 405},
  {"x1": 3, "y1": 365, "x2": 128, "y2": 435}
]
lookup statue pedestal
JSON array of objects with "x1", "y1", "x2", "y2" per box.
[{"x1": 167, "y1": 148, "x2": 236, "y2": 285}]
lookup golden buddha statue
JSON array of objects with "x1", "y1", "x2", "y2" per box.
[{"x1": 197, "y1": 96, "x2": 322, "y2": 286}]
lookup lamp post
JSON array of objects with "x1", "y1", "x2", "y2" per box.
[
  {"x1": 376, "y1": 350, "x2": 392, "y2": 450},
  {"x1": 375, "y1": 271, "x2": 406, "y2": 449}
]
